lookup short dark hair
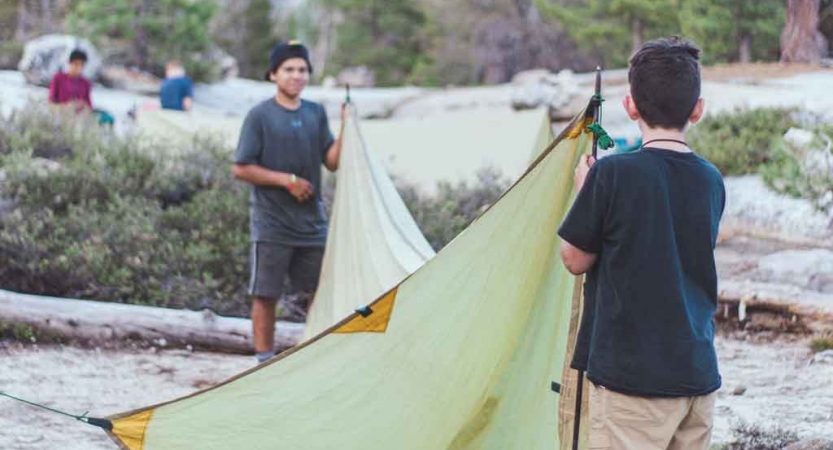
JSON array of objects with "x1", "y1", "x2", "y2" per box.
[
  {"x1": 628, "y1": 37, "x2": 701, "y2": 130},
  {"x1": 69, "y1": 49, "x2": 88, "y2": 63}
]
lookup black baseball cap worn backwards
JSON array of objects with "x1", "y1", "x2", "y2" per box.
[{"x1": 264, "y1": 40, "x2": 313, "y2": 81}]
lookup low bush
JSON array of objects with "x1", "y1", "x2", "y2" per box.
[
  {"x1": 0, "y1": 103, "x2": 510, "y2": 316},
  {"x1": 761, "y1": 125, "x2": 833, "y2": 214},
  {"x1": 688, "y1": 107, "x2": 799, "y2": 176},
  {"x1": 725, "y1": 420, "x2": 799, "y2": 450}
]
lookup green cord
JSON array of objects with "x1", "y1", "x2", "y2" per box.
[
  {"x1": 0, "y1": 391, "x2": 96, "y2": 426},
  {"x1": 588, "y1": 94, "x2": 613, "y2": 150},
  {"x1": 587, "y1": 122, "x2": 615, "y2": 150}
]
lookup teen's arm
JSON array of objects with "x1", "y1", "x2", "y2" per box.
[
  {"x1": 233, "y1": 165, "x2": 314, "y2": 202},
  {"x1": 324, "y1": 133, "x2": 343, "y2": 172},
  {"x1": 323, "y1": 104, "x2": 346, "y2": 172},
  {"x1": 182, "y1": 78, "x2": 194, "y2": 111},
  {"x1": 560, "y1": 241, "x2": 598, "y2": 275},
  {"x1": 232, "y1": 164, "x2": 288, "y2": 187},
  {"x1": 557, "y1": 154, "x2": 604, "y2": 275},
  {"x1": 48, "y1": 74, "x2": 59, "y2": 103},
  {"x1": 84, "y1": 82, "x2": 93, "y2": 110}
]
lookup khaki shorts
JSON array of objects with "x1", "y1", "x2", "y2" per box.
[{"x1": 588, "y1": 384, "x2": 716, "y2": 450}]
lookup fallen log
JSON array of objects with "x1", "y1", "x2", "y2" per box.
[
  {"x1": 0, "y1": 289, "x2": 303, "y2": 354},
  {"x1": 718, "y1": 280, "x2": 833, "y2": 333}
]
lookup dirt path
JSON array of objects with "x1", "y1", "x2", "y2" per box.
[{"x1": 1, "y1": 336, "x2": 831, "y2": 449}]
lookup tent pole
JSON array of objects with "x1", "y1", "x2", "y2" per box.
[
  {"x1": 572, "y1": 66, "x2": 602, "y2": 450},
  {"x1": 571, "y1": 370, "x2": 584, "y2": 450},
  {"x1": 591, "y1": 66, "x2": 602, "y2": 160}
]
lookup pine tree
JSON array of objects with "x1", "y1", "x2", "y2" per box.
[
  {"x1": 241, "y1": 0, "x2": 275, "y2": 79},
  {"x1": 538, "y1": 0, "x2": 680, "y2": 69},
  {"x1": 69, "y1": 0, "x2": 218, "y2": 79},
  {"x1": 781, "y1": 0, "x2": 823, "y2": 63},
  {"x1": 320, "y1": 0, "x2": 428, "y2": 86},
  {"x1": 680, "y1": 0, "x2": 784, "y2": 63}
]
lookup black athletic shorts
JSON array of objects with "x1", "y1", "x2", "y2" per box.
[{"x1": 248, "y1": 242, "x2": 324, "y2": 299}]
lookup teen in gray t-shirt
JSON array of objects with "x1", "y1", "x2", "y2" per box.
[
  {"x1": 235, "y1": 98, "x2": 334, "y2": 246},
  {"x1": 232, "y1": 41, "x2": 344, "y2": 364}
]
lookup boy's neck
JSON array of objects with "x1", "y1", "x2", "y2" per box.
[
  {"x1": 274, "y1": 91, "x2": 301, "y2": 110},
  {"x1": 640, "y1": 124, "x2": 691, "y2": 153}
]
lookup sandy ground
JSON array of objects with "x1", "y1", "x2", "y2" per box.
[
  {"x1": 0, "y1": 336, "x2": 831, "y2": 449},
  {"x1": 0, "y1": 344, "x2": 250, "y2": 450}
]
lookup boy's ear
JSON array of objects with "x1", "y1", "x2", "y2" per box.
[
  {"x1": 689, "y1": 98, "x2": 705, "y2": 125},
  {"x1": 622, "y1": 95, "x2": 640, "y2": 121}
]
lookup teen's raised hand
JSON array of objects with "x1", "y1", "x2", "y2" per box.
[{"x1": 573, "y1": 153, "x2": 596, "y2": 193}]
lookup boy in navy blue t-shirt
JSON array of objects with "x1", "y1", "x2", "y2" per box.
[
  {"x1": 160, "y1": 61, "x2": 194, "y2": 111},
  {"x1": 558, "y1": 37, "x2": 725, "y2": 450}
]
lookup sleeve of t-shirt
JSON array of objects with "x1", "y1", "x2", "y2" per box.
[
  {"x1": 319, "y1": 104, "x2": 335, "y2": 162},
  {"x1": 184, "y1": 77, "x2": 194, "y2": 99},
  {"x1": 557, "y1": 163, "x2": 608, "y2": 253},
  {"x1": 234, "y1": 109, "x2": 263, "y2": 164},
  {"x1": 84, "y1": 80, "x2": 93, "y2": 109}
]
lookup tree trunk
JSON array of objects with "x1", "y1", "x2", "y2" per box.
[
  {"x1": 132, "y1": 0, "x2": 151, "y2": 70},
  {"x1": 631, "y1": 17, "x2": 644, "y2": 54},
  {"x1": 313, "y1": 9, "x2": 335, "y2": 81},
  {"x1": 0, "y1": 289, "x2": 303, "y2": 354},
  {"x1": 739, "y1": 34, "x2": 751, "y2": 63},
  {"x1": 781, "y1": 0, "x2": 822, "y2": 63},
  {"x1": 40, "y1": 0, "x2": 51, "y2": 33},
  {"x1": 14, "y1": 0, "x2": 27, "y2": 41}
]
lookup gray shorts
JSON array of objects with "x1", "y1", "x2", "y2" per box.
[{"x1": 248, "y1": 242, "x2": 324, "y2": 300}]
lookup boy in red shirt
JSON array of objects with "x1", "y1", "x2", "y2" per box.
[{"x1": 48, "y1": 49, "x2": 92, "y2": 111}]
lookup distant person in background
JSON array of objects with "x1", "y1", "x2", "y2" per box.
[
  {"x1": 48, "y1": 49, "x2": 114, "y2": 125},
  {"x1": 160, "y1": 61, "x2": 193, "y2": 111},
  {"x1": 48, "y1": 49, "x2": 92, "y2": 111}
]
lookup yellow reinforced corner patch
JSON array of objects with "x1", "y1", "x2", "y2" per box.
[
  {"x1": 567, "y1": 117, "x2": 593, "y2": 139},
  {"x1": 112, "y1": 409, "x2": 154, "y2": 450},
  {"x1": 334, "y1": 288, "x2": 398, "y2": 334}
]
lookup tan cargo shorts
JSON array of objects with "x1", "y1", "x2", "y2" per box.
[{"x1": 588, "y1": 383, "x2": 717, "y2": 450}]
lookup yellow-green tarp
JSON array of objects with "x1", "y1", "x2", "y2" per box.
[{"x1": 108, "y1": 104, "x2": 593, "y2": 450}]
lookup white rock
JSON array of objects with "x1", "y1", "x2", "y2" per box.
[
  {"x1": 758, "y1": 249, "x2": 833, "y2": 286},
  {"x1": 784, "y1": 127, "x2": 816, "y2": 149},
  {"x1": 810, "y1": 350, "x2": 833, "y2": 365},
  {"x1": 18, "y1": 35, "x2": 102, "y2": 87},
  {"x1": 337, "y1": 66, "x2": 376, "y2": 88},
  {"x1": 510, "y1": 69, "x2": 578, "y2": 112}
]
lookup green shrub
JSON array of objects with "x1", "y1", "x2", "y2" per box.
[
  {"x1": 1, "y1": 102, "x2": 512, "y2": 317},
  {"x1": 0, "y1": 322, "x2": 38, "y2": 343},
  {"x1": 397, "y1": 168, "x2": 510, "y2": 250},
  {"x1": 688, "y1": 107, "x2": 799, "y2": 176},
  {"x1": 761, "y1": 126, "x2": 833, "y2": 214},
  {"x1": 0, "y1": 103, "x2": 105, "y2": 162},
  {"x1": 810, "y1": 336, "x2": 833, "y2": 353},
  {"x1": 159, "y1": 187, "x2": 251, "y2": 315},
  {"x1": 0, "y1": 41, "x2": 23, "y2": 70}
]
